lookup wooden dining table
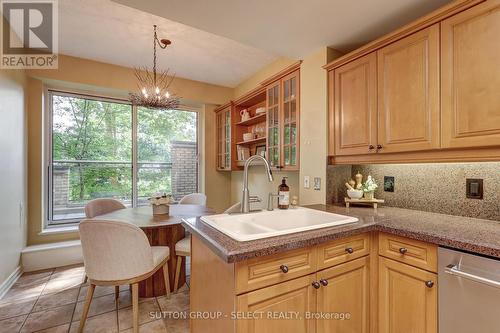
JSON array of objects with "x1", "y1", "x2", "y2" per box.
[{"x1": 92, "y1": 204, "x2": 214, "y2": 298}]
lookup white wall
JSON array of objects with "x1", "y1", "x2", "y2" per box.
[
  {"x1": 0, "y1": 70, "x2": 27, "y2": 285},
  {"x1": 299, "y1": 47, "x2": 343, "y2": 205}
]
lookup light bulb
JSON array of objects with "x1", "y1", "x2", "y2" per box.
[
  {"x1": 155, "y1": 87, "x2": 160, "y2": 94},
  {"x1": 141, "y1": 88, "x2": 147, "y2": 96},
  {"x1": 144, "y1": 93, "x2": 148, "y2": 98},
  {"x1": 165, "y1": 91, "x2": 170, "y2": 98}
]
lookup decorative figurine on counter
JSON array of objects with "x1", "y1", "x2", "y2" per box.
[
  {"x1": 291, "y1": 195, "x2": 299, "y2": 208},
  {"x1": 355, "y1": 171, "x2": 363, "y2": 190},
  {"x1": 345, "y1": 175, "x2": 384, "y2": 209}
]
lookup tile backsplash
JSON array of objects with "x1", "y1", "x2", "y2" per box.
[{"x1": 327, "y1": 163, "x2": 500, "y2": 221}]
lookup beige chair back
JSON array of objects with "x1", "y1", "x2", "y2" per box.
[
  {"x1": 178, "y1": 193, "x2": 207, "y2": 205},
  {"x1": 84, "y1": 198, "x2": 126, "y2": 218},
  {"x1": 79, "y1": 219, "x2": 154, "y2": 281}
]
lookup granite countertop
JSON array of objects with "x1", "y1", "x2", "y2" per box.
[{"x1": 182, "y1": 204, "x2": 500, "y2": 263}]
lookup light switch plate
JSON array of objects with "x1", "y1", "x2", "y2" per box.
[
  {"x1": 304, "y1": 176, "x2": 310, "y2": 189},
  {"x1": 313, "y1": 177, "x2": 321, "y2": 191}
]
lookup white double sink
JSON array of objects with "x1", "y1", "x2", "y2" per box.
[{"x1": 200, "y1": 207, "x2": 358, "y2": 241}]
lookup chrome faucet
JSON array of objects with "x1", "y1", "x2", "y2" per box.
[{"x1": 241, "y1": 155, "x2": 274, "y2": 213}]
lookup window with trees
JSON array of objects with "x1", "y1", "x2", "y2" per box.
[{"x1": 47, "y1": 91, "x2": 198, "y2": 225}]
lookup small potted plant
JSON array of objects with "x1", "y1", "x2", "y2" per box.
[
  {"x1": 362, "y1": 176, "x2": 378, "y2": 200},
  {"x1": 148, "y1": 193, "x2": 174, "y2": 215}
]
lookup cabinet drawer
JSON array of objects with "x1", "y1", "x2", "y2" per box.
[
  {"x1": 236, "y1": 247, "x2": 317, "y2": 294},
  {"x1": 317, "y1": 233, "x2": 370, "y2": 270},
  {"x1": 379, "y1": 233, "x2": 437, "y2": 272}
]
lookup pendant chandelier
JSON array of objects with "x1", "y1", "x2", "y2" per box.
[{"x1": 129, "y1": 25, "x2": 180, "y2": 109}]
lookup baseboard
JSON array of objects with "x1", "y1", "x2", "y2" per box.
[
  {"x1": 0, "y1": 266, "x2": 23, "y2": 300},
  {"x1": 21, "y1": 240, "x2": 83, "y2": 272}
]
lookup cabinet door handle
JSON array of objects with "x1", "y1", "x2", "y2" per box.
[
  {"x1": 399, "y1": 247, "x2": 408, "y2": 255},
  {"x1": 280, "y1": 265, "x2": 289, "y2": 273},
  {"x1": 345, "y1": 247, "x2": 354, "y2": 254},
  {"x1": 376, "y1": 144, "x2": 383, "y2": 150},
  {"x1": 312, "y1": 281, "x2": 321, "y2": 289},
  {"x1": 320, "y1": 279, "x2": 329, "y2": 286},
  {"x1": 368, "y1": 145, "x2": 375, "y2": 150},
  {"x1": 425, "y1": 280, "x2": 434, "y2": 288}
]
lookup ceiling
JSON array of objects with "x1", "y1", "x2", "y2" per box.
[
  {"x1": 59, "y1": 0, "x2": 453, "y2": 88},
  {"x1": 112, "y1": 0, "x2": 452, "y2": 58},
  {"x1": 58, "y1": 0, "x2": 277, "y2": 87}
]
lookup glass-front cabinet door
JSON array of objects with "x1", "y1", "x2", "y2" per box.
[
  {"x1": 282, "y1": 71, "x2": 299, "y2": 170},
  {"x1": 216, "y1": 106, "x2": 231, "y2": 170},
  {"x1": 266, "y1": 83, "x2": 281, "y2": 168},
  {"x1": 266, "y1": 70, "x2": 300, "y2": 170}
]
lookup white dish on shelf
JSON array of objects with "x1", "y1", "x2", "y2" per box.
[{"x1": 243, "y1": 133, "x2": 254, "y2": 141}]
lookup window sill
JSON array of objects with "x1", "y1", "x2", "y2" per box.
[{"x1": 39, "y1": 225, "x2": 79, "y2": 236}]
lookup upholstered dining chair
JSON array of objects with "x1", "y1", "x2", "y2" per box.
[
  {"x1": 173, "y1": 193, "x2": 207, "y2": 292},
  {"x1": 178, "y1": 193, "x2": 207, "y2": 205},
  {"x1": 84, "y1": 198, "x2": 126, "y2": 218},
  {"x1": 83, "y1": 198, "x2": 126, "y2": 294},
  {"x1": 78, "y1": 219, "x2": 170, "y2": 333}
]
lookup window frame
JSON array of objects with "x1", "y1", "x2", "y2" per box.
[{"x1": 43, "y1": 88, "x2": 200, "y2": 228}]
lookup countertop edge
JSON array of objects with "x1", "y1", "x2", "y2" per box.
[{"x1": 182, "y1": 206, "x2": 500, "y2": 263}]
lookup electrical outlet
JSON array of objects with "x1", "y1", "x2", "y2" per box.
[
  {"x1": 384, "y1": 176, "x2": 395, "y2": 192},
  {"x1": 304, "y1": 176, "x2": 310, "y2": 189},
  {"x1": 313, "y1": 177, "x2": 321, "y2": 191},
  {"x1": 466, "y1": 179, "x2": 483, "y2": 199}
]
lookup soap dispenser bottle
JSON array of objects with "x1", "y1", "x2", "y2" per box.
[{"x1": 278, "y1": 177, "x2": 290, "y2": 209}]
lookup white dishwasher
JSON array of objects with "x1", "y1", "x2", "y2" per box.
[{"x1": 438, "y1": 247, "x2": 500, "y2": 333}]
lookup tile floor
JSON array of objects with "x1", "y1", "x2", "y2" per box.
[{"x1": 0, "y1": 264, "x2": 190, "y2": 333}]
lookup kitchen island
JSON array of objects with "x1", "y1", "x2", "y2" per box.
[{"x1": 183, "y1": 205, "x2": 500, "y2": 333}]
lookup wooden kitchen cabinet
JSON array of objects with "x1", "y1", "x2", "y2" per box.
[
  {"x1": 192, "y1": 232, "x2": 439, "y2": 333},
  {"x1": 236, "y1": 274, "x2": 317, "y2": 333},
  {"x1": 266, "y1": 69, "x2": 300, "y2": 170},
  {"x1": 333, "y1": 53, "x2": 377, "y2": 156},
  {"x1": 266, "y1": 81, "x2": 281, "y2": 168},
  {"x1": 215, "y1": 103, "x2": 233, "y2": 171},
  {"x1": 441, "y1": 0, "x2": 500, "y2": 148},
  {"x1": 316, "y1": 256, "x2": 370, "y2": 333},
  {"x1": 378, "y1": 257, "x2": 437, "y2": 333},
  {"x1": 326, "y1": 0, "x2": 500, "y2": 164},
  {"x1": 377, "y1": 24, "x2": 440, "y2": 153}
]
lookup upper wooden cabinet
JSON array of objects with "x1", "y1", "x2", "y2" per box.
[
  {"x1": 377, "y1": 24, "x2": 440, "y2": 153},
  {"x1": 441, "y1": 0, "x2": 500, "y2": 148},
  {"x1": 215, "y1": 103, "x2": 233, "y2": 171},
  {"x1": 215, "y1": 62, "x2": 301, "y2": 171},
  {"x1": 333, "y1": 53, "x2": 377, "y2": 156},
  {"x1": 266, "y1": 69, "x2": 300, "y2": 170},
  {"x1": 326, "y1": 0, "x2": 500, "y2": 164}
]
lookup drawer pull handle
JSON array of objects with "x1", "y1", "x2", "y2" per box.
[
  {"x1": 368, "y1": 145, "x2": 375, "y2": 150},
  {"x1": 312, "y1": 281, "x2": 321, "y2": 289},
  {"x1": 345, "y1": 247, "x2": 354, "y2": 254},
  {"x1": 399, "y1": 247, "x2": 408, "y2": 255},
  {"x1": 280, "y1": 265, "x2": 289, "y2": 273},
  {"x1": 425, "y1": 280, "x2": 434, "y2": 288},
  {"x1": 377, "y1": 144, "x2": 383, "y2": 150},
  {"x1": 320, "y1": 279, "x2": 329, "y2": 286}
]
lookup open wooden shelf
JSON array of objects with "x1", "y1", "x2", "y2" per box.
[
  {"x1": 236, "y1": 113, "x2": 266, "y2": 126},
  {"x1": 236, "y1": 137, "x2": 266, "y2": 146}
]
